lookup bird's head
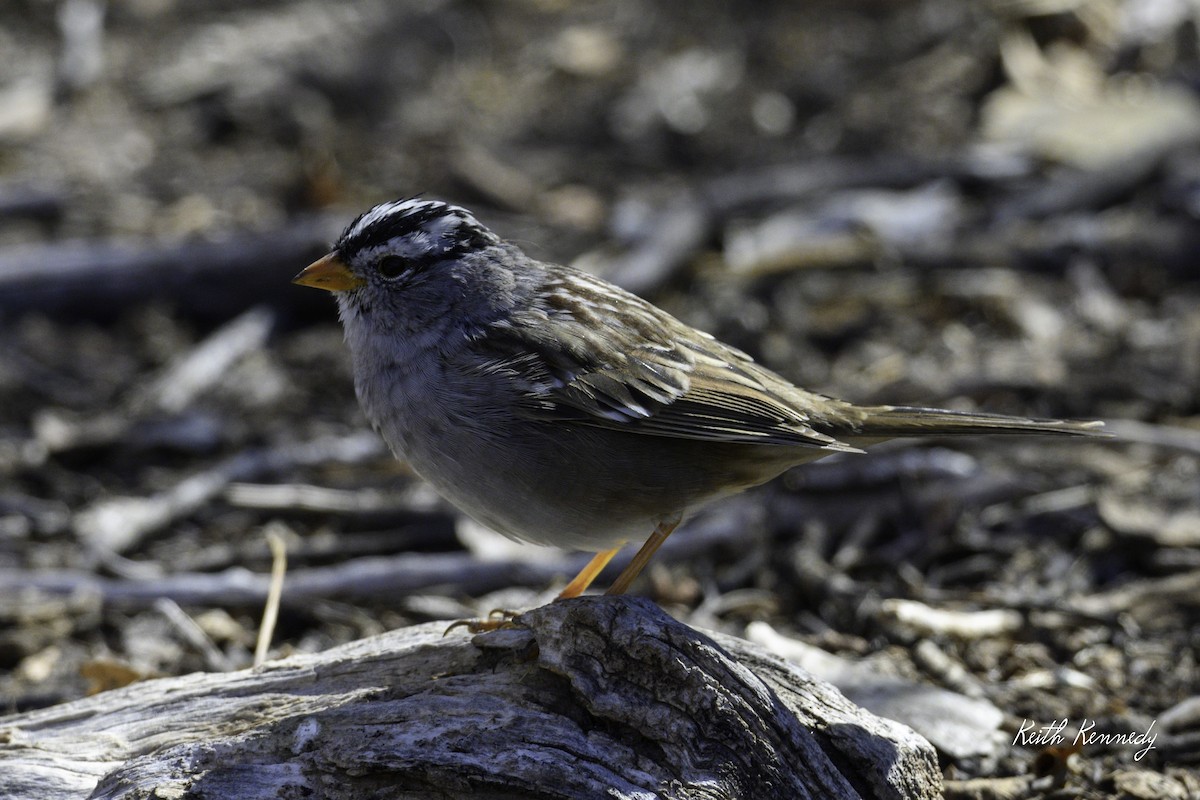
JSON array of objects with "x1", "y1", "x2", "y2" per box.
[{"x1": 294, "y1": 197, "x2": 520, "y2": 336}]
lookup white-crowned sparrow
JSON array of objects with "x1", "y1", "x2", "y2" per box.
[{"x1": 294, "y1": 197, "x2": 1103, "y2": 606}]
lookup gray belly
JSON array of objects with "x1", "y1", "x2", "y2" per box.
[
  {"x1": 356, "y1": 357, "x2": 827, "y2": 551},
  {"x1": 396, "y1": 415, "x2": 811, "y2": 550}
]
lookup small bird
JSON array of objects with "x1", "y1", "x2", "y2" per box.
[{"x1": 294, "y1": 198, "x2": 1103, "y2": 616}]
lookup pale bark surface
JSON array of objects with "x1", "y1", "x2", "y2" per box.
[{"x1": 0, "y1": 597, "x2": 939, "y2": 799}]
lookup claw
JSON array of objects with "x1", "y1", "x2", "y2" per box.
[{"x1": 443, "y1": 607, "x2": 523, "y2": 636}]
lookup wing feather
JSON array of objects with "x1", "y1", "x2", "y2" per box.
[{"x1": 465, "y1": 267, "x2": 863, "y2": 453}]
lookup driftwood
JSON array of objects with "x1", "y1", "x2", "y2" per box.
[{"x1": 0, "y1": 597, "x2": 940, "y2": 799}]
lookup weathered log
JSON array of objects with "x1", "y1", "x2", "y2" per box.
[{"x1": 0, "y1": 597, "x2": 940, "y2": 799}]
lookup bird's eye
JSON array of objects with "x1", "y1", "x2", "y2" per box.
[{"x1": 376, "y1": 255, "x2": 406, "y2": 278}]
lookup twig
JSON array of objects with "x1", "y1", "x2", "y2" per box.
[
  {"x1": 138, "y1": 305, "x2": 276, "y2": 414},
  {"x1": 153, "y1": 598, "x2": 235, "y2": 672},
  {"x1": 878, "y1": 598, "x2": 1024, "y2": 639},
  {"x1": 225, "y1": 482, "x2": 438, "y2": 516},
  {"x1": 254, "y1": 524, "x2": 288, "y2": 667},
  {"x1": 1069, "y1": 569, "x2": 1200, "y2": 618},
  {"x1": 73, "y1": 432, "x2": 384, "y2": 554},
  {"x1": 32, "y1": 306, "x2": 277, "y2": 459}
]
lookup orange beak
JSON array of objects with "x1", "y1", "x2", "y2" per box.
[{"x1": 292, "y1": 252, "x2": 366, "y2": 292}]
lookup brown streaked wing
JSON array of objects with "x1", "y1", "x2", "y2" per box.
[{"x1": 468, "y1": 268, "x2": 863, "y2": 453}]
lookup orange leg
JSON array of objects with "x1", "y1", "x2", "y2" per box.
[
  {"x1": 605, "y1": 517, "x2": 681, "y2": 596},
  {"x1": 557, "y1": 547, "x2": 622, "y2": 599},
  {"x1": 447, "y1": 521, "x2": 680, "y2": 635}
]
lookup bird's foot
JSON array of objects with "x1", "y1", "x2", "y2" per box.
[{"x1": 443, "y1": 607, "x2": 523, "y2": 635}]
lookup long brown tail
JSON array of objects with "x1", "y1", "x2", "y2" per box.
[{"x1": 857, "y1": 405, "x2": 1106, "y2": 437}]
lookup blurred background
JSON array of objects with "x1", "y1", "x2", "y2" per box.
[{"x1": 2, "y1": 0, "x2": 1199, "y2": 789}]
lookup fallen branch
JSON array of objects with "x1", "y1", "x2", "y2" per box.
[
  {"x1": 0, "y1": 215, "x2": 342, "y2": 319},
  {"x1": 0, "y1": 597, "x2": 940, "y2": 799}
]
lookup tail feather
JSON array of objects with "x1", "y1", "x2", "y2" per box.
[{"x1": 856, "y1": 405, "x2": 1107, "y2": 438}]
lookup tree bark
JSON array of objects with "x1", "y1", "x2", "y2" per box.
[{"x1": 0, "y1": 597, "x2": 940, "y2": 799}]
